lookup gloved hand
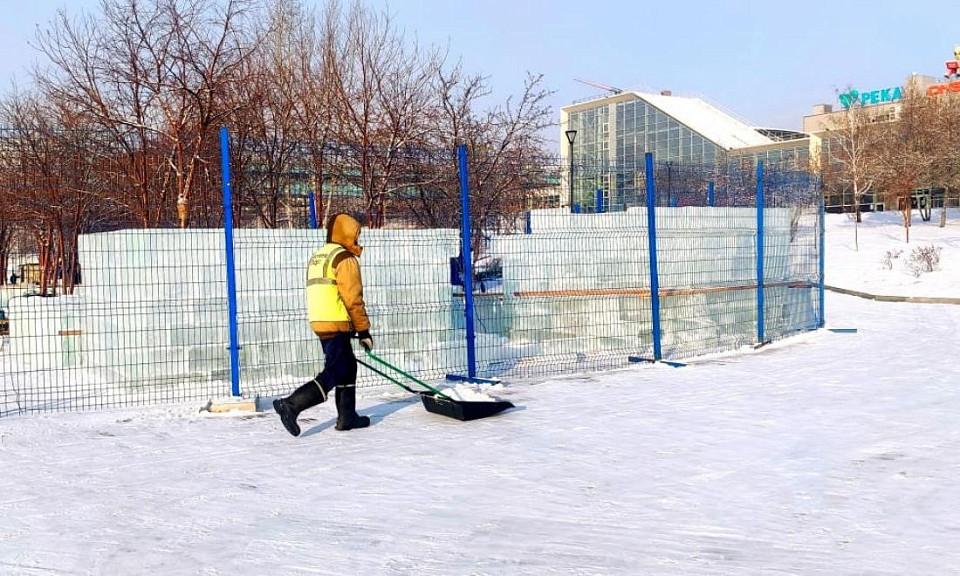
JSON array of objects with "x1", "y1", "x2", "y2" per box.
[{"x1": 357, "y1": 330, "x2": 373, "y2": 351}]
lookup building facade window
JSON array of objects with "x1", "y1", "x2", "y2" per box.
[{"x1": 568, "y1": 95, "x2": 809, "y2": 210}]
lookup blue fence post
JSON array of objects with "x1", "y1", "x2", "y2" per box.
[
  {"x1": 645, "y1": 152, "x2": 663, "y2": 361},
  {"x1": 307, "y1": 191, "x2": 318, "y2": 229},
  {"x1": 458, "y1": 145, "x2": 477, "y2": 379},
  {"x1": 756, "y1": 160, "x2": 766, "y2": 344},
  {"x1": 596, "y1": 188, "x2": 604, "y2": 213},
  {"x1": 707, "y1": 181, "x2": 715, "y2": 207},
  {"x1": 524, "y1": 210, "x2": 532, "y2": 234},
  {"x1": 220, "y1": 126, "x2": 241, "y2": 397},
  {"x1": 818, "y1": 177, "x2": 826, "y2": 328}
]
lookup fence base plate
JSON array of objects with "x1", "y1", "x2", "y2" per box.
[
  {"x1": 628, "y1": 356, "x2": 686, "y2": 368},
  {"x1": 445, "y1": 373, "x2": 502, "y2": 385}
]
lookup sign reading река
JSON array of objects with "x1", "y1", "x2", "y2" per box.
[{"x1": 838, "y1": 86, "x2": 903, "y2": 108}]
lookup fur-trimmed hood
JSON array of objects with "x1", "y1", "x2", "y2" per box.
[{"x1": 326, "y1": 213, "x2": 363, "y2": 256}]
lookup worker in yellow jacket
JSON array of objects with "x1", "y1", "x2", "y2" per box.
[{"x1": 274, "y1": 213, "x2": 373, "y2": 436}]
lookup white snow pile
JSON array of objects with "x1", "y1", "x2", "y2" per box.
[{"x1": 437, "y1": 382, "x2": 507, "y2": 402}]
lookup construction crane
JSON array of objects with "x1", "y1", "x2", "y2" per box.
[{"x1": 574, "y1": 78, "x2": 624, "y2": 95}]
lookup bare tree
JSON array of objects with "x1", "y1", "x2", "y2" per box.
[
  {"x1": 0, "y1": 202, "x2": 15, "y2": 284},
  {"x1": 0, "y1": 92, "x2": 107, "y2": 294},
  {"x1": 385, "y1": 61, "x2": 481, "y2": 229},
  {"x1": 9, "y1": 0, "x2": 558, "y2": 240},
  {"x1": 329, "y1": 3, "x2": 442, "y2": 228},
  {"x1": 35, "y1": 0, "x2": 258, "y2": 228},
  {"x1": 822, "y1": 89, "x2": 886, "y2": 249},
  {"x1": 387, "y1": 63, "x2": 555, "y2": 264},
  {"x1": 928, "y1": 89, "x2": 960, "y2": 228},
  {"x1": 874, "y1": 85, "x2": 939, "y2": 243},
  {"x1": 294, "y1": 0, "x2": 341, "y2": 223},
  {"x1": 34, "y1": 3, "x2": 168, "y2": 226},
  {"x1": 226, "y1": 0, "x2": 317, "y2": 228},
  {"x1": 462, "y1": 73, "x2": 554, "y2": 236},
  {"x1": 0, "y1": 127, "x2": 16, "y2": 282}
]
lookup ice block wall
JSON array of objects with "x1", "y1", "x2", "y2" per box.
[
  {"x1": 78, "y1": 230, "x2": 231, "y2": 386},
  {"x1": 5, "y1": 205, "x2": 816, "y2": 396},
  {"x1": 230, "y1": 228, "x2": 462, "y2": 394},
  {"x1": 74, "y1": 228, "x2": 461, "y2": 394},
  {"x1": 484, "y1": 206, "x2": 815, "y2": 365},
  {"x1": 7, "y1": 295, "x2": 84, "y2": 370}
]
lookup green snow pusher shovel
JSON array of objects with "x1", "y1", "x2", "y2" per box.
[{"x1": 357, "y1": 350, "x2": 514, "y2": 421}]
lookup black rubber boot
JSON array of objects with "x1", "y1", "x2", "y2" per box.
[
  {"x1": 274, "y1": 378, "x2": 328, "y2": 437},
  {"x1": 335, "y1": 385, "x2": 370, "y2": 431}
]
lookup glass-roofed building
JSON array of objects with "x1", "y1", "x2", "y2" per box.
[{"x1": 560, "y1": 91, "x2": 810, "y2": 210}]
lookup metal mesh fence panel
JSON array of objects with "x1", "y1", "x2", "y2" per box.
[
  {"x1": 478, "y1": 209, "x2": 654, "y2": 378},
  {"x1": 761, "y1": 165, "x2": 823, "y2": 343},
  {"x1": 228, "y1": 144, "x2": 468, "y2": 396},
  {"x1": 651, "y1": 162, "x2": 758, "y2": 359},
  {"x1": 460, "y1": 152, "x2": 657, "y2": 379},
  {"x1": 0, "y1": 127, "x2": 824, "y2": 415},
  {"x1": 0, "y1": 126, "x2": 232, "y2": 415},
  {"x1": 232, "y1": 228, "x2": 464, "y2": 396},
  {"x1": 475, "y1": 156, "x2": 823, "y2": 376},
  {"x1": 651, "y1": 161, "x2": 822, "y2": 359}
]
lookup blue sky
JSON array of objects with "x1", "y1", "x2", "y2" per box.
[{"x1": 2, "y1": 0, "x2": 956, "y2": 143}]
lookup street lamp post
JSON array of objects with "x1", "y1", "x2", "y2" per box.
[{"x1": 565, "y1": 129, "x2": 577, "y2": 211}]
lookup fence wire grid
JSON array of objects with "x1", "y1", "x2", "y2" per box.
[{"x1": 0, "y1": 132, "x2": 823, "y2": 416}]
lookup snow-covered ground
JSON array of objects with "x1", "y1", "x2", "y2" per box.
[
  {"x1": 2, "y1": 292, "x2": 959, "y2": 575},
  {"x1": 2, "y1": 211, "x2": 959, "y2": 575},
  {"x1": 825, "y1": 210, "x2": 960, "y2": 298}
]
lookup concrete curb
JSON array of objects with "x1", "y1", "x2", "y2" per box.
[{"x1": 825, "y1": 285, "x2": 960, "y2": 305}]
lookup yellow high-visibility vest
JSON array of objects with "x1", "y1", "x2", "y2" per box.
[{"x1": 305, "y1": 243, "x2": 349, "y2": 323}]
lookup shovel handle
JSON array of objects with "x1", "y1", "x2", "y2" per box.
[
  {"x1": 362, "y1": 350, "x2": 456, "y2": 401},
  {"x1": 356, "y1": 358, "x2": 421, "y2": 395}
]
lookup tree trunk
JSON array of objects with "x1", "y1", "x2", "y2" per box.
[
  {"x1": 941, "y1": 186, "x2": 949, "y2": 228},
  {"x1": 35, "y1": 227, "x2": 54, "y2": 295},
  {"x1": 57, "y1": 231, "x2": 66, "y2": 295},
  {"x1": 177, "y1": 196, "x2": 189, "y2": 229},
  {"x1": 58, "y1": 230, "x2": 79, "y2": 295},
  {"x1": 904, "y1": 202, "x2": 911, "y2": 243},
  {"x1": 853, "y1": 183, "x2": 860, "y2": 250},
  {"x1": 854, "y1": 183, "x2": 862, "y2": 224},
  {"x1": 0, "y1": 224, "x2": 11, "y2": 283}
]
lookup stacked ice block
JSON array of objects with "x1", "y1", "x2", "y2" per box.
[
  {"x1": 55, "y1": 204, "x2": 816, "y2": 395},
  {"x1": 231, "y1": 228, "x2": 463, "y2": 394},
  {"x1": 75, "y1": 227, "x2": 462, "y2": 395},
  {"x1": 79, "y1": 230, "x2": 230, "y2": 387},
  {"x1": 359, "y1": 229, "x2": 464, "y2": 379},
  {"x1": 7, "y1": 295, "x2": 84, "y2": 370},
  {"x1": 488, "y1": 211, "x2": 652, "y2": 363},
  {"x1": 485, "y1": 206, "x2": 809, "y2": 364}
]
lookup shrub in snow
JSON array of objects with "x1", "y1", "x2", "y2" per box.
[
  {"x1": 904, "y1": 245, "x2": 942, "y2": 277},
  {"x1": 881, "y1": 249, "x2": 903, "y2": 270}
]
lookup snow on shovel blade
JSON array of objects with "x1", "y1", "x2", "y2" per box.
[{"x1": 418, "y1": 392, "x2": 514, "y2": 421}]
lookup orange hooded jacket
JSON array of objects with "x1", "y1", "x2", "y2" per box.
[{"x1": 308, "y1": 213, "x2": 371, "y2": 339}]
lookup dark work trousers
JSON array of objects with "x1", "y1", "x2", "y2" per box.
[{"x1": 318, "y1": 332, "x2": 358, "y2": 391}]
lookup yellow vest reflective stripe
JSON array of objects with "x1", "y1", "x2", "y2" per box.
[{"x1": 306, "y1": 244, "x2": 349, "y2": 323}]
